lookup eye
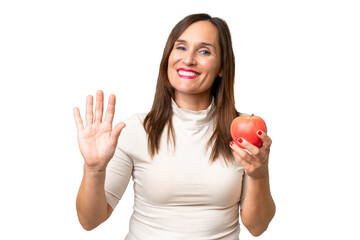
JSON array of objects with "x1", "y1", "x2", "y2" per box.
[
  {"x1": 199, "y1": 49, "x2": 211, "y2": 55},
  {"x1": 176, "y1": 46, "x2": 186, "y2": 51}
]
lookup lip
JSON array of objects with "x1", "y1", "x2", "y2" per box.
[{"x1": 177, "y1": 68, "x2": 201, "y2": 79}]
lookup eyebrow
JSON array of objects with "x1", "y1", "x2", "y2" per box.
[{"x1": 175, "y1": 39, "x2": 215, "y2": 48}]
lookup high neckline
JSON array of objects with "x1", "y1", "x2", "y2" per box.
[{"x1": 171, "y1": 98, "x2": 216, "y2": 130}]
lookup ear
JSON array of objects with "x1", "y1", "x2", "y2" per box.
[{"x1": 218, "y1": 70, "x2": 223, "y2": 78}]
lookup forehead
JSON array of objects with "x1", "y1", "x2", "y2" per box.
[{"x1": 177, "y1": 21, "x2": 219, "y2": 46}]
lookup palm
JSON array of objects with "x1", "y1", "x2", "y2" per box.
[
  {"x1": 78, "y1": 123, "x2": 113, "y2": 165},
  {"x1": 73, "y1": 91, "x2": 125, "y2": 170}
]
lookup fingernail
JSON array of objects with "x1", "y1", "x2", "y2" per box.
[
  {"x1": 257, "y1": 130, "x2": 262, "y2": 135},
  {"x1": 237, "y1": 138, "x2": 243, "y2": 144},
  {"x1": 229, "y1": 141, "x2": 234, "y2": 147}
]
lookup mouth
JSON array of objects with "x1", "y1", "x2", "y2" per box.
[{"x1": 177, "y1": 68, "x2": 201, "y2": 79}]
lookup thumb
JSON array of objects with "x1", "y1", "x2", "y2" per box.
[{"x1": 110, "y1": 122, "x2": 126, "y2": 146}]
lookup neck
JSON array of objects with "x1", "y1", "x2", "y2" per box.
[{"x1": 174, "y1": 91, "x2": 212, "y2": 111}]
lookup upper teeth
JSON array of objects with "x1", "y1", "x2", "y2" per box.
[{"x1": 178, "y1": 70, "x2": 200, "y2": 77}]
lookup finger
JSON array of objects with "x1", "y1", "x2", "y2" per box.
[
  {"x1": 73, "y1": 107, "x2": 84, "y2": 131},
  {"x1": 236, "y1": 137, "x2": 261, "y2": 158},
  {"x1": 94, "y1": 90, "x2": 104, "y2": 123},
  {"x1": 110, "y1": 122, "x2": 126, "y2": 146},
  {"x1": 229, "y1": 141, "x2": 253, "y2": 166},
  {"x1": 230, "y1": 142, "x2": 252, "y2": 169},
  {"x1": 85, "y1": 95, "x2": 94, "y2": 126},
  {"x1": 104, "y1": 94, "x2": 116, "y2": 124},
  {"x1": 257, "y1": 130, "x2": 272, "y2": 150}
]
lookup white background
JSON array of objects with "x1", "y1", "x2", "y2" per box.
[{"x1": 1, "y1": 0, "x2": 359, "y2": 239}]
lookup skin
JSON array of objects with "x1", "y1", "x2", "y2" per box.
[
  {"x1": 167, "y1": 21, "x2": 222, "y2": 111},
  {"x1": 74, "y1": 20, "x2": 275, "y2": 235},
  {"x1": 74, "y1": 91, "x2": 124, "y2": 230},
  {"x1": 230, "y1": 132, "x2": 276, "y2": 236}
]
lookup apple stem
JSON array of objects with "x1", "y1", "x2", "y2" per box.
[{"x1": 249, "y1": 114, "x2": 254, "y2": 119}]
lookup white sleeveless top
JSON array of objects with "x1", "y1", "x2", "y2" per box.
[{"x1": 105, "y1": 99, "x2": 248, "y2": 240}]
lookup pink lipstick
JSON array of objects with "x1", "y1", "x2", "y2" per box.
[{"x1": 177, "y1": 68, "x2": 201, "y2": 79}]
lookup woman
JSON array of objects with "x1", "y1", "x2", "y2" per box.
[{"x1": 74, "y1": 13, "x2": 275, "y2": 239}]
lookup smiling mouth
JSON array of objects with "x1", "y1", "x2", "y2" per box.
[{"x1": 177, "y1": 68, "x2": 201, "y2": 79}]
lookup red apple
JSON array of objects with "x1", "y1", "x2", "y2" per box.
[{"x1": 230, "y1": 114, "x2": 267, "y2": 148}]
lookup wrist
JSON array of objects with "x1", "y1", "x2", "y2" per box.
[
  {"x1": 249, "y1": 166, "x2": 269, "y2": 180},
  {"x1": 248, "y1": 169, "x2": 270, "y2": 191},
  {"x1": 84, "y1": 163, "x2": 107, "y2": 175}
]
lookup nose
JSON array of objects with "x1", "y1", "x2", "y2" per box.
[{"x1": 183, "y1": 52, "x2": 196, "y2": 66}]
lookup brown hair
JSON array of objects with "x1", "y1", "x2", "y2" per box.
[{"x1": 143, "y1": 13, "x2": 239, "y2": 165}]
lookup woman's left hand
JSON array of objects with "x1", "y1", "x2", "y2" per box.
[{"x1": 230, "y1": 130, "x2": 272, "y2": 179}]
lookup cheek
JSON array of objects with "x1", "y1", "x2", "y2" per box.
[
  {"x1": 168, "y1": 52, "x2": 179, "y2": 72},
  {"x1": 167, "y1": 54, "x2": 175, "y2": 75},
  {"x1": 168, "y1": 51, "x2": 182, "y2": 65},
  {"x1": 201, "y1": 59, "x2": 221, "y2": 76},
  {"x1": 167, "y1": 54, "x2": 178, "y2": 83}
]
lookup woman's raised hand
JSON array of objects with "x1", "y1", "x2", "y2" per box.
[{"x1": 73, "y1": 90, "x2": 126, "y2": 172}]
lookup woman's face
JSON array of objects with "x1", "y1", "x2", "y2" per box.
[{"x1": 167, "y1": 21, "x2": 222, "y2": 100}]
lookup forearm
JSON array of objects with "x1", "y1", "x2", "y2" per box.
[
  {"x1": 76, "y1": 164, "x2": 111, "y2": 230},
  {"x1": 241, "y1": 171, "x2": 276, "y2": 236}
]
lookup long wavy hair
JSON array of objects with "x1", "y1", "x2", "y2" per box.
[{"x1": 143, "y1": 13, "x2": 239, "y2": 165}]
